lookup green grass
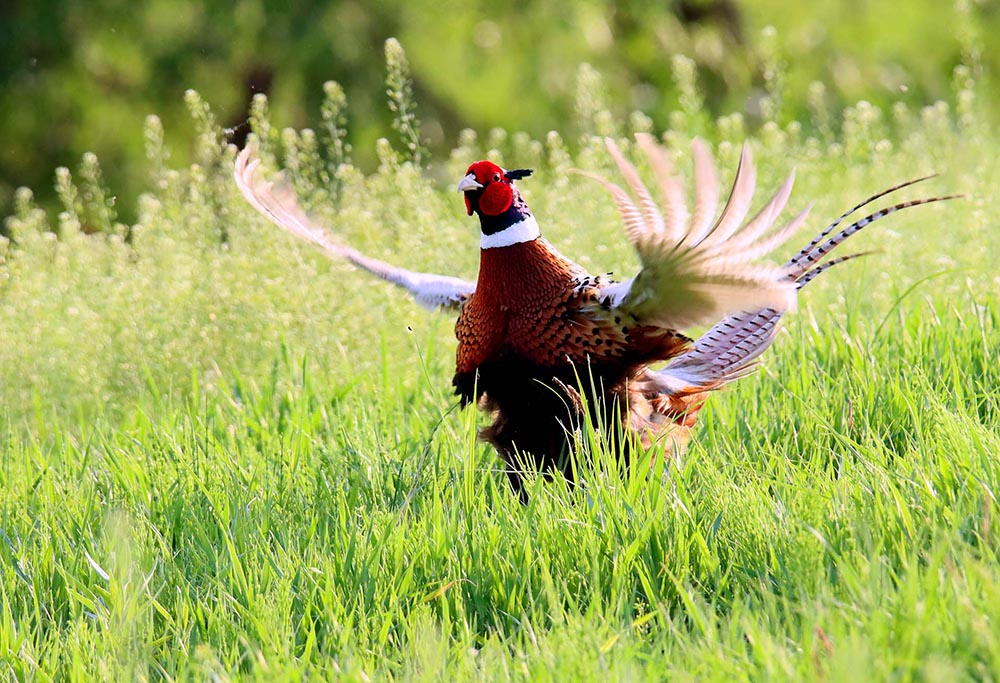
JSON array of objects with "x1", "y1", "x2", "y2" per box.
[{"x1": 1, "y1": 48, "x2": 999, "y2": 681}]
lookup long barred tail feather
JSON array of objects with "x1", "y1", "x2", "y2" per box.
[
  {"x1": 787, "y1": 174, "x2": 937, "y2": 270},
  {"x1": 645, "y1": 184, "x2": 959, "y2": 397},
  {"x1": 792, "y1": 251, "x2": 874, "y2": 290},
  {"x1": 786, "y1": 194, "x2": 961, "y2": 278}
]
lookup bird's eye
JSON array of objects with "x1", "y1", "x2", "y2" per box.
[{"x1": 493, "y1": 172, "x2": 501, "y2": 182}]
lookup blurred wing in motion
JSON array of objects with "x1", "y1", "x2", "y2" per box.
[
  {"x1": 234, "y1": 146, "x2": 476, "y2": 312},
  {"x1": 588, "y1": 135, "x2": 809, "y2": 330},
  {"x1": 644, "y1": 177, "x2": 959, "y2": 396}
]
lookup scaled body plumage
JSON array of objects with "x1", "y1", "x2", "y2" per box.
[{"x1": 235, "y1": 136, "x2": 953, "y2": 497}]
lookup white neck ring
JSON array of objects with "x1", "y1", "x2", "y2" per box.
[{"x1": 480, "y1": 216, "x2": 541, "y2": 249}]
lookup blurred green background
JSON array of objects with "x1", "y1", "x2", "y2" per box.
[{"x1": 1, "y1": 0, "x2": 995, "y2": 222}]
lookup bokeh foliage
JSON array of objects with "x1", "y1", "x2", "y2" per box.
[{"x1": 2, "y1": 0, "x2": 997, "y2": 220}]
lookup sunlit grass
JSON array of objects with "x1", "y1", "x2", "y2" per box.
[{"x1": 1, "y1": 41, "x2": 998, "y2": 681}]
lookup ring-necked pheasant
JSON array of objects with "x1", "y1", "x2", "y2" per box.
[{"x1": 235, "y1": 135, "x2": 953, "y2": 496}]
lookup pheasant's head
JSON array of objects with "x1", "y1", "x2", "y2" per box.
[{"x1": 457, "y1": 161, "x2": 537, "y2": 245}]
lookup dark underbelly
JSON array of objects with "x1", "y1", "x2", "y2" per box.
[
  {"x1": 453, "y1": 354, "x2": 634, "y2": 491},
  {"x1": 453, "y1": 353, "x2": 629, "y2": 409}
]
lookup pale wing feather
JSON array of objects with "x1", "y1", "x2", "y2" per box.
[
  {"x1": 727, "y1": 171, "x2": 796, "y2": 250},
  {"x1": 234, "y1": 146, "x2": 475, "y2": 312},
  {"x1": 698, "y1": 143, "x2": 756, "y2": 247},
  {"x1": 573, "y1": 171, "x2": 649, "y2": 245},
  {"x1": 620, "y1": 269, "x2": 793, "y2": 331},
  {"x1": 634, "y1": 133, "x2": 688, "y2": 241},
  {"x1": 592, "y1": 136, "x2": 797, "y2": 330},
  {"x1": 604, "y1": 139, "x2": 665, "y2": 238},
  {"x1": 687, "y1": 138, "x2": 720, "y2": 243},
  {"x1": 708, "y1": 205, "x2": 813, "y2": 269}
]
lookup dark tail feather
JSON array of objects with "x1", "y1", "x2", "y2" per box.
[
  {"x1": 786, "y1": 174, "x2": 937, "y2": 271},
  {"x1": 786, "y1": 194, "x2": 961, "y2": 279}
]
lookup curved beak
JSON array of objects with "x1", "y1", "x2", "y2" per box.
[{"x1": 456, "y1": 173, "x2": 483, "y2": 193}]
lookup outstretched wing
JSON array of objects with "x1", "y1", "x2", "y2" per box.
[
  {"x1": 234, "y1": 146, "x2": 476, "y2": 312},
  {"x1": 644, "y1": 178, "x2": 958, "y2": 395},
  {"x1": 587, "y1": 134, "x2": 808, "y2": 330}
]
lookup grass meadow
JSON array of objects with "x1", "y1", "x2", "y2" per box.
[{"x1": 1, "y1": 44, "x2": 999, "y2": 681}]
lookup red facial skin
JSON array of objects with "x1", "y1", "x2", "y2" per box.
[{"x1": 464, "y1": 161, "x2": 513, "y2": 216}]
